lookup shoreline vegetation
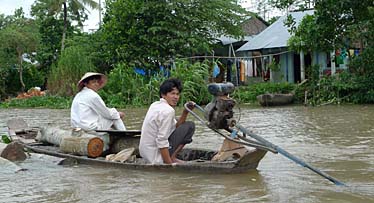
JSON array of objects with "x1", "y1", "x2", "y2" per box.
[
  {"x1": 0, "y1": 0, "x2": 374, "y2": 108},
  {"x1": 1, "y1": 1, "x2": 372, "y2": 108},
  {"x1": 1, "y1": 59, "x2": 373, "y2": 109}
]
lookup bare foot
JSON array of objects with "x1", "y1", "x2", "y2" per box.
[{"x1": 172, "y1": 158, "x2": 185, "y2": 164}]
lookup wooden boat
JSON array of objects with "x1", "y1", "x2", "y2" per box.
[
  {"x1": 6, "y1": 118, "x2": 267, "y2": 173},
  {"x1": 256, "y1": 80, "x2": 309, "y2": 107},
  {"x1": 24, "y1": 133, "x2": 267, "y2": 173},
  {"x1": 256, "y1": 93, "x2": 294, "y2": 106}
]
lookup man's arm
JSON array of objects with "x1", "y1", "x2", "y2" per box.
[
  {"x1": 160, "y1": 147, "x2": 173, "y2": 164},
  {"x1": 91, "y1": 95, "x2": 122, "y2": 119},
  {"x1": 176, "y1": 109, "x2": 188, "y2": 128},
  {"x1": 176, "y1": 102, "x2": 195, "y2": 128}
]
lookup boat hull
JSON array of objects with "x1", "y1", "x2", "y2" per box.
[
  {"x1": 257, "y1": 93, "x2": 294, "y2": 106},
  {"x1": 25, "y1": 143, "x2": 267, "y2": 173}
]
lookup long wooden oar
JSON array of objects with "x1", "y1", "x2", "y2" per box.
[{"x1": 236, "y1": 124, "x2": 346, "y2": 186}]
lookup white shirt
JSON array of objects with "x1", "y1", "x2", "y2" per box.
[
  {"x1": 71, "y1": 87, "x2": 121, "y2": 130},
  {"x1": 139, "y1": 98, "x2": 177, "y2": 164}
]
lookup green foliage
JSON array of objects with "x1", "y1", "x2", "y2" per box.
[
  {"x1": 0, "y1": 9, "x2": 40, "y2": 95},
  {"x1": 268, "y1": 58, "x2": 281, "y2": 72},
  {"x1": 47, "y1": 46, "x2": 96, "y2": 96},
  {"x1": 268, "y1": 16, "x2": 280, "y2": 24},
  {"x1": 32, "y1": 0, "x2": 99, "y2": 53},
  {"x1": 349, "y1": 47, "x2": 374, "y2": 76},
  {"x1": 1, "y1": 134, "x2": 12, "y2": 144},
  {"x1": 232, "y1": 82, "x2": 295, "y2": 103},
  {"x1": 170, "y1": 60, "x2": 211, "y2": 105},
  {"x1": 275, "y1": 0, "x2": 373, "y2": 52},
  {"x1": 32, "y1": 16, "x2": 65, "y2": 78},
  {"x1": 0, "y1": 96, "x2": 72, "y2": 109},
  {"x1": 272, "y1": 0, "x2": 374, "y2": 105},
  {"x1": 287, "y1": 14, "x2": 325, "y2": 52},
  {"x1": 295, "y1": 67, "x2": 374, "y2": 105},
  {"x1": 0, "y1": 65, "x2": 9, "y2": 100},
  {"x1": 5, "y1": 63, "x2": 45, "y2": 95},
  {"x1": 312, "y1": 0, "x2": 373, "y2": 50},
  {"x1": 102, "y1": 0, "x2": 248, "y2": 67},
  {"x1": 102, "y1": 63, "x2": 162, "y2": 107},
  {"x1": 101, "y1": 60, "x2": 211, "y2": 107}
]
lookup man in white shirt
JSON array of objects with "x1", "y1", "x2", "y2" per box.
[
  {"x1": 139, "y1": 78, "x2": 195, "y2": 164},
  {"x1": 71, "y1": 72, "x2": 126, "y2": 131}
]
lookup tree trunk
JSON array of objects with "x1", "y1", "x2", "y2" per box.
[
  {"x1": 61, "y1": 1, "x2": 67, "y2": 52},
  {"x1": 60, "y1": 135, "x2": 103, "y2": 158},
  {"x1": 17, "y1": 50, "x2": 25, "y2": 92},
  {"x1": 37, "y1": 126, "x2": 73, "y2": 146},
  {"x1": 37, "y1": 126, "x2": 104, "y2": 158},
  {"x1": 0, "y1": 142, "x2": 27, "y2": 161}
]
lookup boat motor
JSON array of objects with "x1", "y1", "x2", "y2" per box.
[{"x1": 204, "y1": 82, "x2": 236, "y2": 129}]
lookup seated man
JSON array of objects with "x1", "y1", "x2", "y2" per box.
[
  {"x1": 71, "y1": 72, "x2": 126, "y2": 131},
  {"x1": 139, "y1": 78, "x2": 195, "y2": 164}
]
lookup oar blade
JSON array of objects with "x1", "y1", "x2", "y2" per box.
[{"x1": 236, "y1": 124, "x2": 346, "y2": 186}]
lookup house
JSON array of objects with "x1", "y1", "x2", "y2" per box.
[
  {"x1": 236, "y1": 10, "x2": 350, "y2": 83},
  {"x1": 212, "y1": 15, "x2": 269, "y2": 83},
  {"x1": 214, "y1": 15, "x2": 269, "y2": 57}
]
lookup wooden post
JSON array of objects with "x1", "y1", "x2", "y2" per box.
[
  {"x1": 331, "y1": 50, "x2": 336, "y2": 75},
  {"x1": 300, "y1": 50, "x2": 305, "y2": 81}
]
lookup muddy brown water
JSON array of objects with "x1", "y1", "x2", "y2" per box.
[{"x1": 0, "y1": 105, "x2": 373, "y2": 203}]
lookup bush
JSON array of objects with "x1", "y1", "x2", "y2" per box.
[
  {"x1": 0, "y1": 95, "x2": 71, "y2": 109},
  {"x1": 5, "y1": 63, "x2": 45, "y2": 95},
  {"x1": 101, "y1": 60, "x2": 211, "y2": 107},
  {"x1": 47, "y1": 46, "x2": 96, "y2": 96},
  {"x1": 102, "y1": 63, "x2": 163, "y2": 107},
  {"x1": 300, "y1": 48, "x2": 374, "y2": 105},
  {"x1": 349, "y1": 47, "x2": 374, "y2": 76},
  {"x1": 0, "y1": 65, "x2": 10, "y2": 100},
  {"x1": 170, "y1": 60, "x2": 211, "y2": 105}
]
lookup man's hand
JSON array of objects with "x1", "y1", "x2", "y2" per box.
[{"x1": 185, "y1": 101, "x2": 195, "y2": 111}]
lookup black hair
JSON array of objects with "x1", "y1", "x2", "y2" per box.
[
  {"x1": 82, "y1": 75, "x2": 102, "y2": 84},
  {"x1": 159, "y1": 78, "x2": 182, "y2": 98}
]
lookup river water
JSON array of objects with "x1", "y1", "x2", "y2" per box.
[{"x1": 0, "y1": 105, "x2": 373, "y2": 203}]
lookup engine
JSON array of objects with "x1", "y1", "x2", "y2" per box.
[{"x1": 204, "y1": 82, "x2": 236, "y2": 129}]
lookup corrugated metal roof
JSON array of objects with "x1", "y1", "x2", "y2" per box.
[
  {"x1": 237, "y1": 10, "x2": 314, "y2": 52},
  {"x1": 218, "y1": 35, "x2": 254, "y2": 45}
]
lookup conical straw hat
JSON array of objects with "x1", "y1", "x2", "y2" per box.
[{"x1": 77, "y1": 72, "x2": 107, "y2": 91}]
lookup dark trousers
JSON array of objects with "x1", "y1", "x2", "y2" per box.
[{"x1": 168, "y1": 121, "x2": 195, "y2": 155}]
